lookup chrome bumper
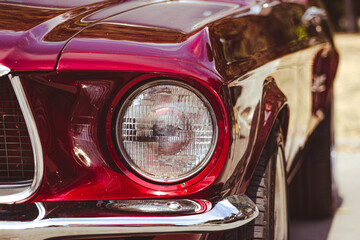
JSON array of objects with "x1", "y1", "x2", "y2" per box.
[{"x1": 0, "y1": 194, "x2": 258, "y2": 239}]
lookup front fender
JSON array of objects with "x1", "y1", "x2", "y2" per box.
[{"x1": 220, "y1": 61, "x2": 289, "y2": 195}]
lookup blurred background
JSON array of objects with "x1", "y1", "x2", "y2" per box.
[
  {"x1": 291, "y1": 0, "x2": 360, "y2": 239},
  {"x1": 323, "y1": 0, "x2": 359, "y2": 33}
]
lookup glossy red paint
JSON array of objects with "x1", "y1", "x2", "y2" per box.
[
  {"x1": 0, "y1": 1, "x2": 104, "y2": 70},
  {"x1": 3, "y1": 0, "x2": 330, "y2": 203},
  {"x1": 312, "y1": 48, "x2": 339, "y2": 114},
  {"x1": 105, "y1": 74, "x2": 228, "y2": 191},
  {"x1": 58, "y1": 51, "x2": 223, "y2": 81},
  {"x1": 0, "y1": 0, "x2": 338, "y2": 211},
  {"x1": 236, "y1": 78, "x2": 288, "y2": 194},
  {"x1": 0, "y1": 0, "x2": 176, "y2": 71},
  {"x1": 18, "y1": 70, "x2": 230, "y2": 202},
  {"x1": 0, "y1": 1, "x2": 340, "y2": 240}
]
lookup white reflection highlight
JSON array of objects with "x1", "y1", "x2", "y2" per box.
[
  {"x1": 153, "y1": 191, "x2": 167, "y2": 196},
  {"x1": 34, "y1": 202, "x2": 46, "y2": 222},
  {"x1": 74, "y1": 146, "x2": 91, "y2": 167}
]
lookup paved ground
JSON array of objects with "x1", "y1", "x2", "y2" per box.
[
  {"x1": 290, "y1": 34, "x2": 360, "y2": 239},
  {"x1": 334, "y1": 34, "x2": 360, "y2": 146},
  {"x1": 290, "y1": 152, "x2": 360, "y2": 240}
]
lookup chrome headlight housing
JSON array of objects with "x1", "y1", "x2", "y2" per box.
[{"x1": 115, "y1": 80, "x2": 218, "y2": 183}]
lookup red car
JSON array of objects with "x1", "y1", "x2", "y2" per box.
[{"x1": 0, "y1": 0, "x2": 338, "y2": 239}]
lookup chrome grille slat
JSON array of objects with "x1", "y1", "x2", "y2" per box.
[
  {"x1": 0, "y1": 135, "x2": 31, "y2": 137},
  {"x1": 0, "y1": 149, "x2": 32, "y2": 152},
  {"x1": 0, "y1": 78, "x2": 34, "y2": 183},
  {"x1": 0, "y1": 128, "x2": 28, "y2": 130},
  {"x1": 0, "y1": 165, "x2": 34, "y2": 166}
]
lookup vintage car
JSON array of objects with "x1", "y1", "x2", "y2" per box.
[{"x1": 0, "y1": 0, "x2": 339, "y2": 239}]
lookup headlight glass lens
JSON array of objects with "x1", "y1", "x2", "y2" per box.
[{"x1": 116, "y1": 81, "x2": 217, "y2": 182}]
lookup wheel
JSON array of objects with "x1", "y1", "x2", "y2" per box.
[
  {"x1": 223, "y1": 120, "x2": 288, "y2": 240},
  {"x1": 289, "y1": 94, "x2": 337, "y2": 219}
]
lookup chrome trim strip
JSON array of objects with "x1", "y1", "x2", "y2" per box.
[
  {"x1": 0, "y1": 64, "x2": 10, "y2": 77},
  {"x1": 0, "y1": 75, "x2": 44, "y2": 203},
  {"x1": 106, "y1": 199, "x2": 203, "y2": 214},
  {"x1": 0, "y1": 194, "x2": 258, "y2": 239},
  {"x1": 34, "y1": 203, "x2": 46, "y2": 222}
]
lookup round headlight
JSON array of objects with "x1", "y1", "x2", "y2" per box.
[{"x1": 115, "y1": 80, "x2": 218, "y2": 183}]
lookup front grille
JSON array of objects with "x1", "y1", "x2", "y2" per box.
[{"x1": 0, "y1": 77, "x2": 34, "y2": 184}]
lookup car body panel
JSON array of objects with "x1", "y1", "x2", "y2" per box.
[
  {"x1": 0, "y1": 0, "x2": 338, "y2": 239},
  {"x1": 0, "y1": 0, "x2": 169, "y2": 71},
  {"x1": 34, "y1": 0, "x2": 336, "y2": 201},
  {"x1": 0, "y1": 0, "x2": 338, "y2": 202}
]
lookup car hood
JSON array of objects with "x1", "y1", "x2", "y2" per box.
[{"x1": 0, "y1": 0, "x2": 166, "y2": 71}]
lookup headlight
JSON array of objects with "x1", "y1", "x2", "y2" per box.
[{"x1": 115, "y1": 80, "x2": 218, "y2": 183}]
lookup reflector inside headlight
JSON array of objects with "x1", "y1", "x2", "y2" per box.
[{"x1": 116, "y1": 80, "x2": 217, "y2": 182}]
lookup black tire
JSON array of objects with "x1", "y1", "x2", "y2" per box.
[
  {"x1": 289, "y1": 95, "x2": 336, "y2": 219},
  {"x1": 223, "y1": 120, "x2": 288, "y2": 240}
]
